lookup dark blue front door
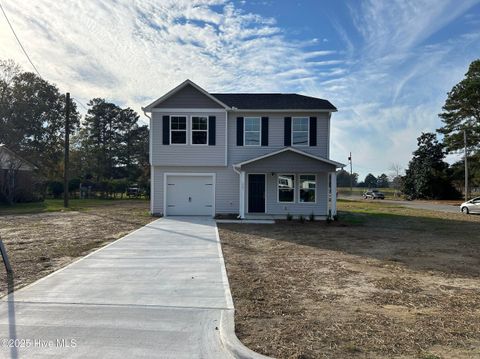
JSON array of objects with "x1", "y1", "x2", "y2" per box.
[{"x1": 248, "y1": 174, "x2": 265, "y2": 213}]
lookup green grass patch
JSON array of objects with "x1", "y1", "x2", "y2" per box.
[{"x1": 0, "y1": 198, "x2": 148, "y2": 215}]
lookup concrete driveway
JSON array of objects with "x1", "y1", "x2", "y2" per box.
[{"x1": 0, "y1": 217, "x2": 258, "y2": 358}]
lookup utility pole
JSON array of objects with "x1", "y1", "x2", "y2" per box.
[
  {"x1": 348, "y1": 152, "x2": 353, "y2": 195},
  {"x1": 464, "y1": 130, "x2": 468, "y2": 202},
  {"x1": 64, "y1": 92, "x2": 70, "y2": 208}
]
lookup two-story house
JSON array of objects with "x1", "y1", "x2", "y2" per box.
[{"x1": 143, "y1": 80, "x2": 343, "y2": 219}]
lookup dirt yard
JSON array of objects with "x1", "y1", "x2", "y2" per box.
[
  {"x1": 219, "y1": 201, "x2": 480, "y2": 359},
  {"x1": 0, "y1": 200, "x2": 153, "y2": 297}
]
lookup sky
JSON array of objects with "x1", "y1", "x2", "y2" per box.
[{"x1": 1, "y1": 0, "x2": 479, "y2": 178}]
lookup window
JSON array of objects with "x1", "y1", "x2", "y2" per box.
[
  {"x1": 292, "y1": 117, "x2": 309, "y2": 146},
  {"x1": 244, "y1": 117, "x2": 261, "y2": 146},
  {"x1": 299, "y1": 175, "x2": 316, "y2": 203},
  {"x1": 170, "y1": 116, "x2": 187, "y2": 144},
  {"x1": 191, "y1": 116, "x2": 208, "y2": 145},
  {"x1": 278, "y1": 174, "x2": 295, "y2": 202}
]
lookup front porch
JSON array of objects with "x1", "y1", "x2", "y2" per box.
[{"x1": 233, "y1": 147, "x2": 344, "y2": 219}]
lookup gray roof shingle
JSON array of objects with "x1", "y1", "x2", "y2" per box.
[{"x1": 211, "y1": 93, "x2": 336, "y2": 111}]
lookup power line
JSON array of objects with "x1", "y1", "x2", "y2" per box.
[
  {"x1": 73, "y1": 98, "x2": 88, "y2": 112},
  {"x1": 0, "y1": 1, "x2": 42, "y2": 78}
]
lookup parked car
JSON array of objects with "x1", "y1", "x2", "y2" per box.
[
  {"x1": 363, "y1": 189, "x2": 385, "y2": 200},
  {"x1": 460, "y1": 196, "x2": 480, "y2": 214},
  {"x1": 127, "y1": 186, "x2": 141, "y2": 198}
]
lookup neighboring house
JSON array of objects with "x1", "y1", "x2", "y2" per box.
[
  {"x1": 0, "y1": 144, "x2": 37, "y2": 204},
  {"x1": 143, "y1": 80, "x2": 344, "y2": 219}
]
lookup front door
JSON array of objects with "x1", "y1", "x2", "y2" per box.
[{"x1": 248, "y1": 174, "x2": 265, "y2": 213}]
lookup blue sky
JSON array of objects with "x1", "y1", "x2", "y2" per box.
[{"x1": 1, "y1": 0, "x2": 480, "y2": 178}]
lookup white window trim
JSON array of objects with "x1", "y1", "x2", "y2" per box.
[
  {"x1": 291, "y1": 117, "x2": 310, "y2": 147},
  {"x1": 191, "y1": 115, "x2": 209, "y2": 146},
  {"x1": 244, "y1": 117, "x2": 262, "y2": 147},
  {"x1": 169, "y1": 115, "x2": 188, "y2": 145},
  {"x1": 298, "y1": 174, "x2": 317, "y2": 204},
  {"x1": 277, "y1": 173, "x2": 295, "y2": 203}
]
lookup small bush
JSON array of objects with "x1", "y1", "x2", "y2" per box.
[
  {"x1": 299, "y1": 214, "x2": 305, "y2": 223},
  {"x1": 286, "y1": 213, "x2": 293, "y2": 221},
  {"x1": 309, "y1": 212, "x2": 315, "y2": 221},
  {"x1": 326, "y1": 209, "x2": 333, "y2": 224},
  {"x1": 333, "y1": 214, "x2": 339, "y2": 221}
]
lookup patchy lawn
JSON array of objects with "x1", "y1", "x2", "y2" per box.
[
  {"x1": 0, "y1": 200, "x2": 153, "y2": 297},
  {"x1": 219, "y1": 201, "x2": 480, "y2": 359}
]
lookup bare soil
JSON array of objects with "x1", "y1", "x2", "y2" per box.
[
  {"x1": 219, "y1": 203, "x2": 480, "y2": 359},
  {"x1": 0, "y1": 200, "x2": 153, "y2": 297}
]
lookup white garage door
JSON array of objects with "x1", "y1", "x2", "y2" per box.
[{"x1": 166, "y1": 175, "x2": 214, "y2": 216}]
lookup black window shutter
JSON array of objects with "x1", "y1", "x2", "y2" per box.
[
  {"x1": 208, "y1": 116, "x2": 216, "y2": 146},
  {"x1": 284, "y1": 117, "x2": 292, "y2": 146},
  {"x1": 162, "y1": 115, "x2": 170, "y2": 145},
  {"x1": 236, "y1": 117, "x2": 244, "y2": 146},
  {"x1": 309, "y1": 117, "x2": 317, "y2": 146},
  {"x1": 261, "y1": 117, "x2": 268, "y2": 146}
]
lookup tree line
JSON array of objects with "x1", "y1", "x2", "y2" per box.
[{"x1": 0, "y1": 59, "x2": 149, "y2": 203}]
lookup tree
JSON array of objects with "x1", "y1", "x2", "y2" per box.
[
  {"x1": 336, "y1": 169, "x2": 358, "y2": 187},
  {"x1": 377, "y1": 173, "x2": 389, "y2": 188},
  {"x1": 0, "y1": 60, "x2": 80, "y2": 179},
  {"x1": 402, "y1": 133, "x2": 460, "y2": 199},
  {"x1": 438, "y1": 59, "x2": 480, "y2": 153},
  {"x1": 364, "y1": 173, "x2": 377, "y2": 188}
]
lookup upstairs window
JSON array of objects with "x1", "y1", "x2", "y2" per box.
[
  {"x1": 278, "y1": 174, "x2": 295, "y2": 202},
  {"x1": 191, "y1": 116, "x2": 208, "y2": 145},
  {"x1": 244, "y1": 117, "x2": 261, "y2": 146},
  {"x1": 299, "y1": 175, "x2": 316, "y2": 203},
  {"x1": 170, "y1": 116, "x2": 187, "y2": 144},
  {"x1": 292, "y1": 117, "x2": 309, "y2": 146}
]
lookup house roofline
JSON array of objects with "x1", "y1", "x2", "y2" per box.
[
  {"x1": 142, "y1": 79, "x2": 230, "y2": 112},
  {"x1": 0, "y1": 144, "x2": 38, "y2": 170},
  {"x1": 233, "y1": 147, "x2": 345, "y2": 169}
]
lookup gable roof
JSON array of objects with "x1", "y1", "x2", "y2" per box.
[
  {"x1": 211, "y1": 93, "x2": 336, "y2": 111},
  {"x1": 143, "y1": 79, "x2": 230, "y2": 111},
  {"x1": 143, "y1": 80, "x2": 337, "y2": 112},
  {"x1": 233, "y1": 147, "x2": 345, "y2": 169},
  {"x1": 0, "y1": 144, "x2": 37, "y2": 171}
]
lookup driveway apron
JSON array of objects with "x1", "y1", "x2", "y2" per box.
[{"x1": 0, "y1": 217, "x2": 235, "y2": 358}]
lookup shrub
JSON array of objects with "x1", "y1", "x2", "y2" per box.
[
  {"x1": 299, "y1": 214, "x2": 305, "y2": 223},
  {"x1": 309, "y1": 212, "x2": 315, "y2": 221},
  {"x1": 48, "y1": 181, "x2": 64, "y2": 198},
  {"x1": 333, "y1": 214, "x2": 339, "y2": 221},
  {"x1": 286, "y1": 213, "x2": 293, "y2": 221}
]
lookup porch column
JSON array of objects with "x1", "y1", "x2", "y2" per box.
[
  {"x1": 239, "y1": 170, "x2": 246, "y2": 219},
  {"x1": 330, "y1": 172, "x2": 337, "y2": 216}
]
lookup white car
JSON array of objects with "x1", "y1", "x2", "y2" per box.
[{"x1": 460, "y1": 196, "x2": 480, "y2": 214}]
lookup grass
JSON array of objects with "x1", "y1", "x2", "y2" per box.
[
  {"x1": 0, "y1": 198, "x2": 148, "y2": 215},
  {"x1": 219, "y1": 199, "x2": 480, "y2": 359}
]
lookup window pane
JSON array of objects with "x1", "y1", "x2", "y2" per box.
[
  {"x1": 192, "y1": 117, "x2": 207, "y2": 130},
  {"x1": 171, "y1": 117, "x2": 186, "y2": 130},
  {"x1": 245, "y1": 131, "x2": 260, "y2": 145},
  {"x1": 293, "y1": 118, "x2": 308, "y2": 131},
  {"x1": 245, "y1": 118, "x2": 260, "y2": 131},
  {"x1": 300, "y1": 175, "x2": 315, "y2": 203},
  {"x1": 192, "y1": 131, "x2": 207, "y2": 144},
  {"x1": 278, "y1": 175, "x2": 294, "y2": 202},
  {"x1": 171, "y1": 130, "x2": 186, "y2": 144},
  {"x1": 293, "y1": 131, "x2": 308, "y2": 145}
]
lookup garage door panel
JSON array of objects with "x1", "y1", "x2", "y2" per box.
[{"x1": 166, "y1": 175, "x2": 214, "y2": 216}]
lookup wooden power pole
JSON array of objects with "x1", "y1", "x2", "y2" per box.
[
  {"x1": 348, "y1": 152, "x2": 353, "y2": 195},
  {"x1": 64, "y1": 92, "x2": 70, "y2": 208}
]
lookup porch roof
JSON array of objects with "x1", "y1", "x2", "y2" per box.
[{"x1": 233, "y1": 147, "x2": 345, "y2": 172}]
